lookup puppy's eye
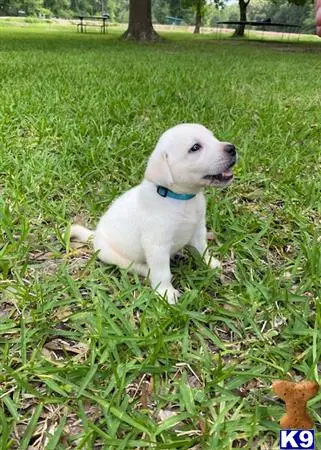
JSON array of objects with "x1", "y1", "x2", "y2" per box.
[{"x1": 189, "y1": 143, "x2": 202, "y2": 153}]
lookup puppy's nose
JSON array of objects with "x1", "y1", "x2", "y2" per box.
[{"x1": 224, "y1": 144, "x2": 236, "y2": 157}]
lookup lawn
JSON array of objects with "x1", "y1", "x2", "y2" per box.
[{"x1": 0, "y1": 23, "x2": 321, "y2": 449}]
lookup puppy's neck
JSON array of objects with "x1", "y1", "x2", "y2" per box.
[
  {"x1": 143, "y1": 179, "x2": 202, "y2": 195},
  {"x1": 142, "y1": 180, "x2": 202, "y2": 198},
  {"x1": 169, "y1": 183, "x2": 202, "y2": 195}
]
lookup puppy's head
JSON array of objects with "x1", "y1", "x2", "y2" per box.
[{"x1": 145, "y1": 124, "x2": 237, "y2": 193}]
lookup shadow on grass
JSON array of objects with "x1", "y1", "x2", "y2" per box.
[
  {"x1": 0, "y1": 31, "x2": 122, "y2": 53},
  {"x1": 0, "y1": 27, "x2": 320, "y2": 57},
  {"x1": 213, "y1": 34, "x2": 321, "y2": 53}
]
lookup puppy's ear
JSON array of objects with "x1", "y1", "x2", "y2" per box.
[{"x1": 144, "y1": 151, "x2": 174, "y2": 187}]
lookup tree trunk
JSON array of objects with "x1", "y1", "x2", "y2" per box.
[
  {"x1": 317, "y1": 0, "x2": 321, "y2": 36},
  {"x1": 233, "y1": 0, "x2": 250, "y2": 37},
  {"x1": 122, "y1": 0, "x2": 160, "y2": 41},
  {"x1": 193, "y1": 0, "x2": 202, "y2": 34}
]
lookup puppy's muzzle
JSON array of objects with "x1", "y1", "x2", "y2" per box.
[
  {"x1": 224, "y1": 144, "x2": 237, "y2": 167},
  {"x1": 224, "y1": 144, "x2": 236, "y2": 157},
  {"x1": 224, "y1": 144, "x2": 237, "y2": 169},
  {"x1": 202, "y1": 143, "x2": 238, "y2": 185}
]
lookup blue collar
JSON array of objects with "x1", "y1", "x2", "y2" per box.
[{"x1": 156, "y1": 185, "x2": 196, "y2": 200}]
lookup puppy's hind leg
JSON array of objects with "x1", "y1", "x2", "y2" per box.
[
  {"x1": 70, "y1": 224, "x2": 94, "y2": 243},
  {"x1": 94, "y1": 234, "x2": 148, "y2": 277}
]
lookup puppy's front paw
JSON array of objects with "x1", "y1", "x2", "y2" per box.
[
  {"x1": 208, "y1": 257, "x2": 222, "y2": 269},
  {"x1": 167, "y1": 288, "x2": 181, "y2": 305},
  {"x1": 157, "y1": 286, "x2": 181, "y2": 305},
  {"x1": 203, "y1": 249, "x2": 221, "y2": 270}
]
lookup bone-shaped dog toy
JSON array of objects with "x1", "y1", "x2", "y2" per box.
[{"x1": 272, "y1": 380, "x2": 319, "y2": 429}]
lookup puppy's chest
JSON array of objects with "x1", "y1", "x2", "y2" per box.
[{"x1": 170, "y1": 207, "x2": 201, "y2": 245}]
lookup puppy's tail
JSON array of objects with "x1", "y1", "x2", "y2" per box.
[{"x1": 69, "y1": 224, "x2": 94, "y2": 243}]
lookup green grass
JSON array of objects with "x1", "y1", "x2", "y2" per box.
[{"x1": 0, "y1": 23, "x2": 321, "y2": 449}]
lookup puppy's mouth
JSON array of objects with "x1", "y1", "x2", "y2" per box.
[
  {"x1": 203, "y1": 169, "x2": 233, "y2": 184},
  {"x1": 202, "y1": 158, "x2": 236, "y2": 186}
]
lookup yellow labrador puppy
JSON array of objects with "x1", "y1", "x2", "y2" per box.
[{"x1": 70, "y1": 124, "x2": 237, "y2": 304}]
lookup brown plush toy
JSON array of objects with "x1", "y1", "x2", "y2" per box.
[{"x1": 272, "y1": 380, "x2": 319, "y2": 429}]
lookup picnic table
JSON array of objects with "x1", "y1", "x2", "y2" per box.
[
  {"x1": 216, "y1": 20, "x2": 300, "y2": 34},
  {"x1": 77, "y1": 14, "x2": 110, "y2": 34}
]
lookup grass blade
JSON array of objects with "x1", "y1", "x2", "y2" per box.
[
  {"x1": 45, "y1": 416, "x2": 67, "y2": 450},
  {"x1": 20, "y1": 403, "x2": 43, "y2": 450}
]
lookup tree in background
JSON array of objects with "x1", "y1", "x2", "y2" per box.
[
  {"x1": 44, "y1": 0, "x2": 70, "y2": 17},
  {"x1": 205, "y1": 2, "x2": 239, "y2": 27},
  {"x1": 317, "y1": 0, "x2": 321, "y2": 35},
  {"x1": 169, "y1": 0, "x2": 183, "y2": 16},
  {"x1": 20, "y1": 0, "x2": 43, "y2": 14},
  {"x1": 234, "y1": 0, "x2": 250, "y2": 36},
  {"x1": 122, "y1": 0, "x2": 160, "y2": 41},
  {"x1": 0, "y1": 0, "x2": 318, "y2": 37},
  {"x1": 153, "y1": 0, "x2": 194, "y2": 24},
  {"x1": 152, "y1": 0, "x2": 170, "y2": 23},
  {"x1": 205, "y1": 0, "x2": 315, "y2": 32},
  {"x1": 193, "y1": 0, "x2": 203, "y2": 32},
  {"x1": 183, "y1": 0, "x2": 205, "y2": 33},
  {"x1": 0, "y1": 0, "x2": 128, "y2": 18},
  {"x1": 105, "y1": 0, "x2": 128, "y2": 23},
  {"x1": 183, "y1": 0, "x2": 224, "y2": 33},
  {"x1": 0, "y1": 0, "x2": 19, "y2": 15},
  {"x1": 233, "y1": 0, "x2": 313, "y2": 37},
  {"x1": 248, "y1": 0, "x2": 314, "y2": 32}
]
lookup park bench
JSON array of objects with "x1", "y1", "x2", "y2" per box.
[
  {"x1": 216, "y1": 20, "x2": 301, "y2": 38},
  {"x1": 77, "y1": 14, "x2": 110, "y2": 34}
]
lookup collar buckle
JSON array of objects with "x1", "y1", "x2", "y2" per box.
[{"x1": 157, "y1": 186, "x2": 169, "y2": 198}]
